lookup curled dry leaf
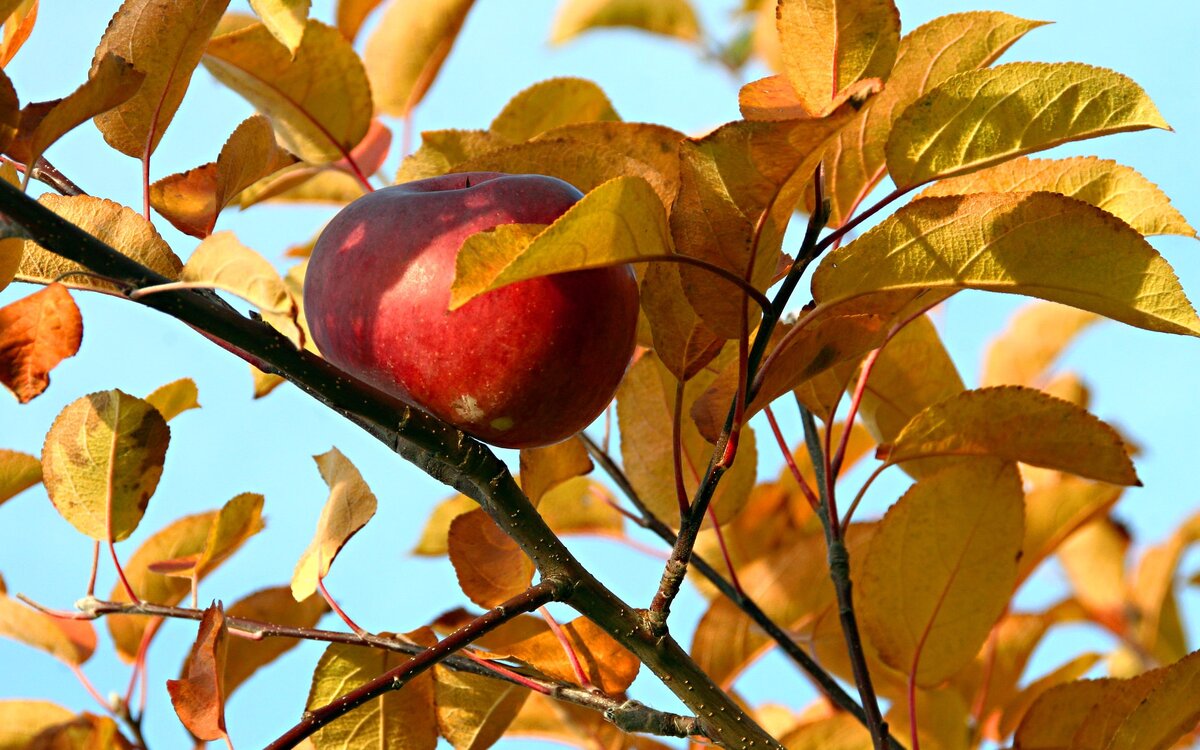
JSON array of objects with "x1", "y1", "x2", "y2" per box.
[
  {"x1": 167, "y1": 603, "x2": 230, "y2": 742},
  {"x1": 0, "y1": 283, "x2": 81, "y2": 403}
]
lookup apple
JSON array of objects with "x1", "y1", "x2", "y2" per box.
[{"x1": 304, "y1": 171, "x2": 640, "y2": 448}]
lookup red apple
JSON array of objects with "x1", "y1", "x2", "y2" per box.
[{"x1": 304, "y1": 172, "x2": 640, "y2": 448}]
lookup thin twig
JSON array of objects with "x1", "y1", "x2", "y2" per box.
[{"x1": 4, "y1": 155, "x2": 87, "y2": 196}]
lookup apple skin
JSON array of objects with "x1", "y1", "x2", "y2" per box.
[{"x1": 304, "y1": 171, "x2": 640, "y2": 448}]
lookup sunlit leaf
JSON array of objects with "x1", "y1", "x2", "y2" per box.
[
  {"x1": 448, "y1": 508, "x2": 534, "y2": 609},
  {"x1": 41, "y1": 390, "x2": 168, "y2": 542},
  {"x1": 640, "y1": 262, "x2": 724, "y2": 382},
  {"x1": 479, "y1": 614, "x2": 640, "y2": 693},
  {"x1": 434, "y1": 665, "x2": 529, "y2": 750},
  {"x1": 1059, "y1": 517, "x2": 1130, "y2": 628},
  {"x1": 550, "y1": 0, "x2": 699, "y2": 44},
  {"x1": 921, "y1": 156, "x2": 1196, "y2": 239},
  {"x1": 507, "y1": 693, "x2": 673, "y2": 750},
  {"x1": 144, "y1": 378, "x2": 200, "y2": 422},
  {"x1": 364, "y1": 0, "x2": 475, "y2": 117},
  {"x1": 536, "y1": 121, "x2": 684, "y2": 188},
  {"x1": 0, "y1": 448, "x2": 39, "y2": 507},
  {"x1": 396, "y1": 129, "x2": 508, "y2": 183},
  {"x1": 204, "y1": 20, "x2": 371, "y2": 164},
  {"x1": 0, "y1": 700, "x2": 74, "y2": 749},
  {"x1": 0, "y1": 0, "x2": 36, "y2": 68},
  {"x1": 887, "y1": 62, "x2": 1170, "y2": 190},
  {"x1": 537, "y1": 476, "x2": 624, "y2": 538},
  {"x1": 778, "y1": 711, "x2": 872, "y2": 750},
  {"x1": 251, "y1": 365, "x2": 285, "y2": 399},
  {"x1": 982, "y1": 302, "x2": 1099, "y2": 388},
  {"x1": 336, "y1": 0, "x2": 385, "y2": 41},
  {"x1": 307, "y1": 630, "x2": 439, "y2": 750},
  {"x1": 490, "y1": 77, "x2": 619, "y2": 143},
  {"x1": 22, "y1": 712, "x2": 134, "y2": 750},
  {"x1": 996, "y1": 653, "x2": 1104, "y2": 741},
  {"x1": 885, "y1": 687, "x2": 970, "y2": 750},
  {"x1": 167, "y1": 603, "x2": 229, "y2": 742},
  {"x1": 1129, "y1": 513, "x2": 1200, "y2": 665},
  {"x1": 150, "y1": 114, "x2": 298, "y2": 238},
  {"x1": 812, "y1": 192, "x2": 1200, "y2": 337},
  {"x1": 814, "y1": 11, "x2": 1045, "y2": 225},
  {"x1": 860, "y1": 459, "x2": 1024, "y2": 686},
  {"x1": 413, "y1": 494, "x2": 476, "y2": 556},
  {"x1": 291, "y1": 447, "x2": 378, "y2": 600},
  {"x1": 18, "y1": 194, "x2": 183, "y2": 291},
  {"x1": 249, "y1": 0, "x2": 309, "y2": 53},
  {"x1": 223, "y1": 586, "x2": 328, "y2": 697},
  {"x1": 0, "y1": 584, "x2": 96, "y2": 665},
  {"x1": 92, "y1": 0, "x2": 230, "y2": 157},
  {"x1": 0, "y1": 284, "x2": 80, "y2": 403},
  {"x1": 451, "y1": 176, "x2": 667, "y2": 309},
  {"x1": 776, "y1": 0, "x2": 899, "y2": 116},
  {"x1": 519, "y1": 436, "x2": 591, "y2": 505},
  {"x1": 1019, "y1": 476, "x2": 1123, "y2": 584}
]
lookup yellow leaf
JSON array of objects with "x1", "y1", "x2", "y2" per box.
[
  {"x1": 0, "y1": 0, "x2": 36, "y2": 68},
  {"x1": 19, "y1": 713, "x2": 134, "y2": 750},
  {"x1": 144, "y1": 378, "x2": 200, "y2": 422},
  {"x1": 0, "y1": 284, "x2": 81, "y2": 403},
  {"x1": 536, "y1": 476, "x2": 624, "y2": 538},
  {"x1": 519, "y1": 436, "x2": 592, "y2": 506},
  {"x1": 793, "y1": 361, "x2": 858, "y2": 423},
  {"x1": 1129, "y1": 513, "x2": 1200, "y2": 665},
  {"x1": 859, "y1": 459, "x2": 1024, "y2": 686},
  {"x1": 1058, "y1": 517, "x2": 1129, "y2": 626},
  {"x1": 997, "y1": 653, "x2": 1104, "y2": 741},
  {"x1": 412, "y1": 493, "x2": 476, "y2": 556},
  {"x1": 1019, "y1": 476, "x2": 1123, "y2": 584},
  {"x1": 550, "y1": 0, "x2": 700, "y2": 44},
  {"x1": 336, "y1": 0, "x2": 385, "y2": 41},
  {"x1": 640, "y1": 262, "x2": 724, "y2": 382},
  {"x1": 779, "y1": 711, "x2": 872, "y2": 750},
  {"x1": 166, "y1": 603, "x2": 229, "y2": 742},
  {"x1": 181, "y1": 231, "x2": 301, "y2": 347},
  {"x1": 307, "y1": 630, "x2": 439, "y2": 750},
  {"x1": 291, "y1": 447, "x2": 378, "y2": 600},
  {"x1": 18, "y1": 194, "x2": 183, "y2": 291},
  {"x1": 484, "y1": 615, "x2": 640, "y2": 694},
  {"x1": 0, "y1": 700, "x2": 74, "y2": 749},
  {"x1": 450, "y1": 176, "x2": 667, "y2": 309},
  {"x1": 812, "y1": 192, "x2": 1200, "y2": 337},
  {"x1": 448, "y1": 508, "x2": 534, "y2": 609},
  {"x1": 396, "y1": 129, "x2": 508, "y2": 183},
  {"x1": 41, "y1": 390, "x2": 169, "y2": 542},
  {"x1": 0, "y1": 448, "x2": 39, "y2": 506},
  {"x1": 107, "y1": 494, "x2": 264, "y2": 660},
  {"x1": 885, "y1": 687, "x2": 970, "y2": 750},
  {"x1": 886, "y1": 387, "x2": 1139, "y2": 486},
  {"x1": 433, "y1": 666, "x2": 529, "y2": 750},
  {"x1": 538, "y1": 121, "x2": 684, "y2": 188},
  {"x1": 92, "y1": 0, "x2": 230, "y2": 157},
  {"x1": 364, "y1": 0, "x2": 474, "y2": 117},
  {"x1": 920, "y1": 156, "x2": 1196, "y2": 239},
  {"x1": 250, "y1": 365, "x2": 285, "y2": 399},
  {"x1": 982, "y1": 302, "x2": 1099, "y2": 387},
  {"x1": 1014, "y1": 649, "x2": 1200, "y2": 750},
  {"x1": 223, "y1": 587, "x2": 328, "y2": 697},
  {"x1": 776, "y1": 0, "x2": 899, "y2": 116},
  {"x1": 887, "y1": 62, "x2": 1170, "y2": 190},
  {"x1": 507, "y1": 693, "x2": 673, "y2": 750},
  {"x1": 490, "y1": 77, "x2": 619, "y2": 144},
  {"x1": 149, "y1": 114, "x2": 298, "y2": 238},
  {"x1": 816, "y1": 11, "x2": 1045, "y2": 225},
  {"x1": 249, "y1": 0, "x2": 309, "y2": 54},
  {"x1": 0, "y1": 237, "x2": 20, "y2": 293},
  {"x1": 204, "y1": 20, "x2": 371, "y2": 164},
  {"x1": 0, "y1": 587, "x2": 96, "y2": 665}
]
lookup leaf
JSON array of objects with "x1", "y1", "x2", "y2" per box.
[
  {"x1": 448, "y1": 508, "x2": 534, "y2": 609},
  {"x1": 640, "y1": 262, "x2": 724, "y2": 381},
  {"x1": 166, "y1": 603, "x2": 229, "y2": 742},
  {"x1": 1128, "y1": 513, "x2": 1200, "y2": 665},
  {"x1": 364, "y1": 0, "x2": 475, "y2": 117},
  {"x1": 1014, "y1": 649, "x2": 1200, "y2": 750},
  {"x1": 450, "y1": 176, "x2": 668, "y2": 309},
  {"x1": 0, "y1": 284, "x2": 81, "y2": 403},
  {"x1": 0, "y1": 448, "x2": 39, "y2": 506},
  {"x1": 982, "y1": 302, "x2": 1099, "y2": 387},
  {"x1": 307, "y1": 630, "x2": 439, "y2": 750},
  {"x1": 997, "y1": 653, "x2": 1104, "y2": 741},
  {"x1": 887, "y1": 62, "x2": 1170, "y2": 190},
  {"x1": 291, "y1": 447, "x2": 378, "y2": 600},
  {"x1": 107, "y1": 494, "x2": 264, "y2": 659},
  {"x1": 537, "y1": 476, "x2": 624, "y2": 538},
  {"x1": 251, "y1": 365, "x2": 285, "y2": 399},
  {"x1": 181, "y1": 231, "x2": 301, "y2": 346},
  {"x1": 815, "y1": 11, "x2": 1046, "y2": 225},
  {"x1": 480, "y1": 615, "x2": 640, "y2": 693},
  {"x1": 886, "y1": 387, "x2": 1139, "y2": 486},
  {"x1": 413, "y1": 494, "x2": 476, "y2": 556},
  {"x1": 519, "y1": 436, "x2": 592, "y2": 505},
  {"x1": 490, "y1": 77, "x2": 619, "y2": 144},
  {"x1": 144, "y1": 378, "x2": 200, "y2": 422},
  {"x1": 204, "y1": 20, "x2": 371, "y2": 164},
  {"x1": 9, "y1": 54, "x2": 144, "y2": 178},
  {"x1": 1059, "y1": 517, "x2": 1130, "y2": 625},
  {"x1": 222, "y1": 587, "x2": 328, "y2": 697},
  {"x1": 776, "y1": 0, "x2": 900, "y2": 116},
  {"x1": 0, "y1": 0, "x2": 36, "y2": 68},
  {"x1": 18, "y1": 195, "x2": 183, "y2": 292},
  {"x1": 778, "y1": 711, "x2": 872, "y2": 750},
  {"x1": 0, "y1": 586, "x2": 96, "y2": 665},
  {"x1": 0, "y1": 700, "x2": 74, "y2": 749},
  {"x1": 859, "y1": 459, "x2": 1024, "y2": 687},
  {"x1": 23, "y1": 713, "x2": 134, "y2": 750},
  {"x1": 41, "y1": 390, "x2": 169, "y2": 542},
  {"x1": 811, "y1": 192, "x2": 1200, "y2": 337},
  {"x1": 149, "y1": 114, "x2": 298, "y2": 238},
  {"x1": 396, "y1": 129, "x2": 508, "y2": 183},
  {"x1": 1019, "y1": 476, "x2": 1123, "y2": 584},
  {"x1": 920, "y1": 156, "x2": 1196, "y2": 239},
  {"x1": 550, "y1": 0, "x2": 700, "y2": 44},
  {"x1": 535, "y1": 120, "x2": 684, "y2": 191},
  {"x1": 249, "y1": 0, "x2": 309, "y2": 53},
  {"x1": 92, "y1": 0, "x2": 231, "y2": 157},
  {"x1": 336, "y1": 0, "x2": 385, "y2": 41},
  {"x1": 434, "y1": 666, "x2": 529, "y2": 750}
]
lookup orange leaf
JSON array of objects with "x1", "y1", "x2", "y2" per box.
[
  {"x1": 0, "y1": 284, "x2": 80, "y2": 403},
  {"x1": 364, "y1": 0, "x2": 475, "y2": 117},
  {"x1": 24, "y1": 712, "x2": 134, "y2": 749},
  {"x1": 0, "y1": 699, "x2": 74, "y2": 748},
  {"x1": 448, "y1": 509, "x2": 534, "y2": 609},
  {"x1": 519, "y1": 436, "x2": 592, "y2": 505},
  {"x1": 0, "y1": 67, "x2": 19, "y2": 157},
  {"x1": 0, "y1": 0, "x2": 36, "y2": 68},
  {"x1": 0, "y1": 578, "x2": 97, "y2": 665},
  {"x1": 480, "y1": 614, "x2": 640, "y2": 694},
  {"x1": 336, "y1": 0, "x2": 386, "y2": 41},
  {"x1": 223, "y1": 587, "x2": 329, "y2": 697},
  {"x1": 0, "y1": 448, "x2": 40, "y2": 506},
  {"x1": 167, "y1": 603, "x2": 230, "y2": 742}
]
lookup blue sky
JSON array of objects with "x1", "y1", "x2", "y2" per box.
[{"x1": 0, "y1": 1, "x2": 1197, "y2": 747}]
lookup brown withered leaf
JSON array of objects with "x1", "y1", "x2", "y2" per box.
[
  {"x1": 364, "y1": 0, "x2": 475, "y2": 117},
  {"x1": 0, "y1": 0, "x2": 37, "y2": 68},
  {"x1": 0, "y1": 67, "x2": 20, "y2": 156},
  {"x1": 223, "y1": 587, "x2": 328, "y2": 697},
  {"x1": 434, "y1": 665, "x2": 529, "y2": 750},
  {"x1": 144, "y1": 377, "x2": 201, "y2": 422},
  {"x1": 291, "y1": 448, "x2": 378, "y2": 600},
  {"x1": 490, "y1": 77, "x2": 619, "y2": 143},
  {"x1": 249, "y1": 0, "x2": 310, "y2": 53},
  {"x1": 41, "y1": 389, "x2": 169, "y2": 542},
  {"x1": 0, "y1": 448, "x2": 40, "y2": 506},
  {"x1": 149, "y1": 114, "x2": 298, "y2": 238},
  {"x1": 0, "y1": 284, "x2": 81, "y2": 403},
  {"x1": 93, "y1": 0, "x2": 231, "y2": 157},
  {"x1": 519, "y1": 436, "x2": 592, "y2": 505},
  {"x1": 205, "y1": 20, "x2": 371, "y2": 164},
  {"x1": 448, "y1": 508, "x2": 534, "y2": 609},
  {"x1": 167, "y1": 603, "x2": 230, "y2": 742},
  {"x1": 336, "y1": 0, "x2": 386, "y2": 41},
  {"x1": 18, "y1": 194, "x2": 183, "y2": 291},
  {"x1": 0, "y1": 582, "x2": 97, "y2": 665},
  {"x1": 0, "y1": 700, "x2": 75, "y2": 749}
]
